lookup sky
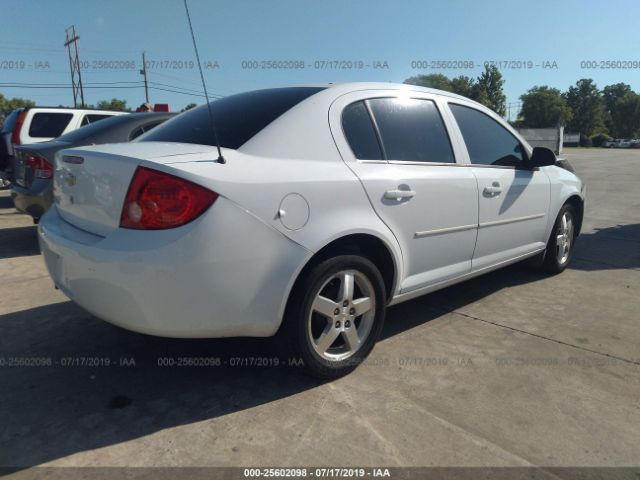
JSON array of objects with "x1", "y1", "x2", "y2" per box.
[{"x1": 1, "y1": 0, "x2": 639, "y2": 118}]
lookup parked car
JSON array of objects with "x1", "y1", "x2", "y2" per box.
[
  {"x1": 603, "y1": 140, "x2": 617, "y2": 148},
  {"x1": 0, "y1": 106, "x2": 126, "y2": 183},
  {"x1": 11, "y1": 112, "x2": 175, "y2": 221},
  {"x1": 614, "y1": 139, "x2": 632, "y2": 148},
  {"x1": 0, "y1": 109, "x2": 24, "y2": 187},
  {"x1": 38, "y1": 83, "x2": 585, "y2": 378}
]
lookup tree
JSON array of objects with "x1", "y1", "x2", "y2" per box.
[
  {"x1": 519, "y1": 86, "x2": 572, "y2": 128},
  {"x1": 95, "y1": 98, "x2": 131, "y2": 112},
  {"x1": 602, "y1": 83, "x2": 633, "y2": 137},
  {"x1": 610, "y1": 92, "x2": 640, "y2": 138},
  {"x1": 602, "y1": 83, "x2": 632, "y2": 112},
  {"x1": 450, "y1": 76, "x2": 475, "y2": 98},
  {"x1": 403, "y1": 74, "x2": 452, "y2": 92},
  {"x1": 474, "y1": 65, "x2": 506, "y2": 116},
  {"x1": 564, "y1": 79, "x2": 605, "y2": 136},
  {"x1": 181, "y1": 102, "x2": 198, "y2": 112},
  {"x1": 403, "y1": 67, "x2": 506, "y2": 116},
  {"x1": 0, "y1": 94, "x2": 35, "y2": 116}
]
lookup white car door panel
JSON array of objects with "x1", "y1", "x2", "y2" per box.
[
  {"x1": 329, "y1": 92, "x2": 479, "y2": 293},
  {"x1": 471, "y1": 167, "x2": 550, "y2": 269},
  {"x1": 356, "y1": 163, "x2": 478, "y2": 291},
  {"x1": 446, "y1": 101, "x2": 551, "y2": 270}
]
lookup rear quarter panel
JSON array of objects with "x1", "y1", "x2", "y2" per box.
[{"x1": 158, "y1": 151, "x2": 405, "y2": 297}]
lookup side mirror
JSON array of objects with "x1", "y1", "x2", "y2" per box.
[{"x1": 530, "y1": 147, "x2": 556, "y2": 168}]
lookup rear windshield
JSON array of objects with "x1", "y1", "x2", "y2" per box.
[
  {"x1": 138, "y1": 87, "x2": 325, "y2": 149},
  {"x1": 28, "y1": 112, "x2": 73, "y2": 138},
  {"x1": 1, "y1": 109, "x2": 22, "y2": 134}
]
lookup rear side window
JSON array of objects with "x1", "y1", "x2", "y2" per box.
[
  {"x1": 80, "y1": 114, "x2": 113, "y2": 126},
  {"x1": 450, "y1": 104, "x2": 525, "y2": 167},
  {"x1": 368, "y1": 98, "x2": 454, "y2": 163},
  {"x1": 28, "y1": 113, "x2": 73, "y2": 138},
  {"x1": 341, "y1": 101, "x2": 383, "y2": 160},
  {"x1": 139, "y1": 87, "x2": 325, "y2": 149},
  {"x1": 130, "y1": 120, "x2": 165, "y2": 140}
]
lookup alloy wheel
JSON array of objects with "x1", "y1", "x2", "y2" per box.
[
  {"x1": 307, "y1": 269, "x2": 376, "y2": 362},
  {"x1": 556, "y1": 211, "x2": 574, "y2": 265}
]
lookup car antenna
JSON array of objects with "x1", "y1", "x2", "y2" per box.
[{"x1": 183, "y1": 0, "x2": 225, "y2": 164}]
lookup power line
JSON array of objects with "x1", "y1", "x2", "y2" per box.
[
  {"x1": 149, "y1": 85, "x2": 208, "y2": 98},
  {"x1": 148, "y1": 81, "x2": 224, "y2": 98},
  {"x1": 0, "y1": 84, "x2": 143, "y2": 89}
]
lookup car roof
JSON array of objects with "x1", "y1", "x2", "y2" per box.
[
  {"x1": 238, "y1": 82, "x2": 526, "y2": 161},
  {"x1": 314, "y1": 82, "x2": 477, "y2": 103},
  {"x1": 21, "y1": 106, "x2": 129, "y2": 113},
  {"x1": 118, "y1": 112, "x2": 177, "y2": 119}
]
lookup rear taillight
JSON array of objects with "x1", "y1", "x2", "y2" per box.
[
  {"x1": 22, "y1": 152, "x2": 53, "y2": 179},
  {"x1": 11, "y1": 111, "x2": 27, "y2": 146},
  {"x1": 120, "y1": 166, "x2": 218, "y2": 229}
]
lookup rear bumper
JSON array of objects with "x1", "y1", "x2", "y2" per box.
[
  {"x1": 38, "y1": 199, "x2": 311, "y2": 338},
  {"x1": 11, "y1": 181, "x2": 52, "y2": 219}
]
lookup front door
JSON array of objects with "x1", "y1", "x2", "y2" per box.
[{"x1": 448, "y1": 102, "x2": 550, "y2": 270}]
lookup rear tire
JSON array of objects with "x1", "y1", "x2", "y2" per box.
[{"x1": 279, "y1": 255, "x2": 386, "y2": 379}]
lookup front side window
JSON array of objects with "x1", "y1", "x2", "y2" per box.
[
  {"x1": 28, "y1": 113, "x2": 73, "y2": 138},
  {"x1": 367, "y1": 98, "x2": 455, "y2": 163},
  {"x1": 450, "y1": 103, "x2": 525, "y2": 167},
  {"x1": 341, "y1": 101, "x2": 383, "y2": 160}
]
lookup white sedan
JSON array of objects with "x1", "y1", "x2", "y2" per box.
[{"x1": 38, "y1": 83, "x2": 585, "y2": 378}]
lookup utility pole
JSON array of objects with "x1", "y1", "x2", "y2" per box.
[
  {"x1": 140, "y1": 52, "x2": 149, "y2": 103},
  {"x1": 64, "y1": 25, "x2": 85, "y2": 108}
]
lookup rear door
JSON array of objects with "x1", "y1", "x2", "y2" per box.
[
  {"x1": 447, "y1": 102, "x2": 550, "y2": 270},
  {"x1": 330, "y1": 91, "x2": 479, "y2": 293}
]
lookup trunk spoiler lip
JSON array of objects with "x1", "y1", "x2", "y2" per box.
[{"x1": 55, "y1": 142, "x2": 221, "y2": 163}]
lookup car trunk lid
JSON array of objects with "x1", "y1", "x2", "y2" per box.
[
  {"x1": 14, "y1": 142, "x2": 68, "y2": 188},
  {"x1": 53, "y1": 142, "x2": 217, "y2": 236}
]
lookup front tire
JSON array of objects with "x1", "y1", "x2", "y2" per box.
[
  {"x1": 541, "y1": 204, "x2": 577, "y2": 273},
  {"x1": 280, "y1": 255, "x2": 386, "y2": 379}
]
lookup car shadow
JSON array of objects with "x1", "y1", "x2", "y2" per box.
[
  {"x1": 0, "y1": 223, "x2": 637, "y2": 468},
  {"x1": 0, "y1": 225, "x2": 40, "y2": 259},
  {"x1": 570, "y1": 223, "x2": 640, "y2": 270},
  {"x1": 0, "y1": 301, "x2": 325, "y2": 468},
  {"x1": 0, "y1": 194, "x2": 14, "y2": 210},
  {"x1": 0, "y1": 264, "x2": 545, "y2": 469}
]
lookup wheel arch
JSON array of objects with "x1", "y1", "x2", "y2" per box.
[
  {"x1": 565, "y1": 194, "x2": 584, "y2": 235},
  {"x1": 288, "y1": 232, "x2": 400, "y2": 308}
]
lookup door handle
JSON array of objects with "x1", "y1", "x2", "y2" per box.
[
  {"x1": 483, "y1": 182, "x2": 502, "y2": 195},
  {"x1": 384, "y1": 189, "x2": 416, "y2": 201}
]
